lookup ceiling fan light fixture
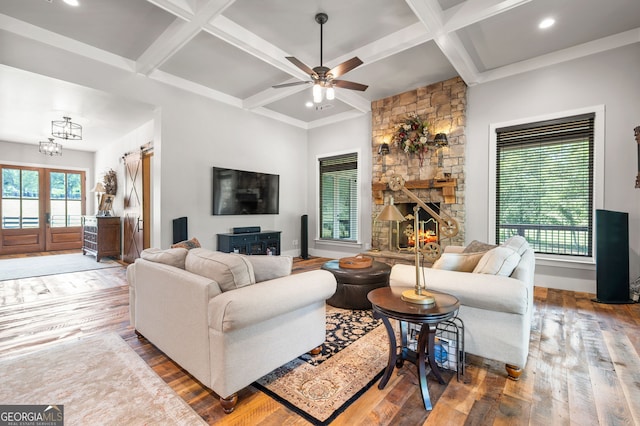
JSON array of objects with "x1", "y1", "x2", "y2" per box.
[
  {"x1": 326, "y1": 86, "x2": 335, "y2": 101},
  {"x1": 313, "y1": 83, "x2": 323, "y2": 103}
]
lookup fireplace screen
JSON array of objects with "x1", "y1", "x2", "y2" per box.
[{"x1": 394, "y1": 202, "x2": 440, "y2": 250}]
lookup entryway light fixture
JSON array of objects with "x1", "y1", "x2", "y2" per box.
[
  {"x1": 51, "y1": 116, "x2": 82, "y2": 140},
  {"x1": 39, "y1": 138, "x2": 63, "y2": 156}
]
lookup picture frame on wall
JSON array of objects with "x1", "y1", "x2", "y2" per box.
[{"x1": 99, "y1": 194, "x2": 115, "y2": 216}]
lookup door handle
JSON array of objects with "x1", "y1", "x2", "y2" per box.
[
  {"x1": 137, "y1": 218, "x2": 143, "y2": 232},
  {"x1": 46, "y1": 212, "x2": 51, "y2": 225}
]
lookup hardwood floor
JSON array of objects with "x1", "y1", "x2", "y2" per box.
[{"x1": 1, "y1": 253, "x2": 639, "y2": 425}]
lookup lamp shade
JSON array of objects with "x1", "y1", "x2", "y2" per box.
[
  {"x1": 91, "y1": 182, "x2": 105, "y2": 193},
  {"x1": 434, "y1": 133, "x2": 448, "y2": 146},
  {"x1": 376, "y1": 204, "x2": 406, "y2": 222}
]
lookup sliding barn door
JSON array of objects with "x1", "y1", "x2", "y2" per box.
[{"x1": 122, "y1": 152, "x2": 143, "y2": 263}]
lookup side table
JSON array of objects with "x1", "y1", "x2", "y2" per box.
[
  {"x1": 321, "y1": 260, "x2": 391, "y2": 310},
  {"x1": 367, "y1": 286, "x2": 460, "y2": 410}
]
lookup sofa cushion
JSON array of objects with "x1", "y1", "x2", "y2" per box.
[
  {"x1": 502, "y1": 235, "x2": 530, "y2": 255},
  {"x1": 473, "y1": 247, "x2": 521, "y2": 276},
  {"x1": 463, "y1": 240, "x2": 497, "y2": 253},
  {"x1": 242, "y1": 255, "x2": 293, "y2": 282},
  {"x1": 185, "y1": 248, "x2": 255, "y2": 292},
  {"x1": 432, "y1": 252, "x2": 485, "y2": 272},
  {"x1": 171, "y1": 237, "x2": 201, "y2": 250},
  {"x1": 140, "y1": 247, "x2": 188, "y2": 269}
]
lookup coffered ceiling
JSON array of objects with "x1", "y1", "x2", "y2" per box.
[{"x1": 0, "y1": 0, "x2": 638, "y2": 151}]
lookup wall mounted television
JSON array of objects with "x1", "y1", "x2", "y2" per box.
[{"x1": 212, "y1": 167, "x2": 279, "y2": 215}]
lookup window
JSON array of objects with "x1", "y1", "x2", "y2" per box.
[
  {"x1": 319, "y1": 152, "x2": 359, "y2": 242},
  {"x1": 49, "y1": 171, "x2": 83, "y2": 227},
  {"x1": 495, "y1": 113, "x2": 595, "y2": 257},
  {"x1": 2, "y1": 168, "x2": 40, "y2": 229}
]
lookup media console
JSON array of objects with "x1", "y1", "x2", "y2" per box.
[{"x1": 217, "y1": 230, "x2": 281, "y2": 255}]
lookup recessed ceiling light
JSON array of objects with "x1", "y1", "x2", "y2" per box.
[
  {"x1": 539, "y1": 17, "x2": 555, "y2": 29},
  {"x1": 63, "y1": 0, "x2": 79, "y2": 6},
  {"x1": 305, "y1": 101, "x2": 313, "y2": 108}
]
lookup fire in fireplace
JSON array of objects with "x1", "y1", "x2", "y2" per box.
[{"x1": 394, "y1": 202, "x2": 440, "y2": 249}]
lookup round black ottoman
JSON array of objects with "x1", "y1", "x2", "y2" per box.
[{"x1": 321, "y1": 260, "x2": 392, "y2": 310}]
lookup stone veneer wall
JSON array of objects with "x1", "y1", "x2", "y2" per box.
[{"x1": 371, "y1": 76, "x2": 467, "y2": 251}]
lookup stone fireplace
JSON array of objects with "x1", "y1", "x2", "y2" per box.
[{"x1": 368, "y1": 77, "x2": 467, "y2": 265}]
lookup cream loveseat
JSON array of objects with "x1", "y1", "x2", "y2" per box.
[
  {"x1": 127, "y1": 247, "x2": 337, "y2": 413},
  {"x1": 389, "y1": 236, "x2": 535, "y2": 379}
]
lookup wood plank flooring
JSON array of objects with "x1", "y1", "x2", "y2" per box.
[{"x1": 1, "y1": 253, "x2": 639, "y2": 425}]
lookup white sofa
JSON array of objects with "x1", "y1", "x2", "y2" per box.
[
  {"x1": 389, "y1": 236, "x2": 535, "y2": 379},
  {"x1": 127, "y1": 247, "x2": 337, "y2": 413}
]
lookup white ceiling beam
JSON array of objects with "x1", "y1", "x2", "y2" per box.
[
  {"x1": 307, "y1": 110, "x2": 368, "y2": 130},
  {"x1": 335, "y1": 90, "x2": 371, "y2": 113},
  {"x1": 204, "y1": 15, "x2": 310, "y2": 80},
  {"x1": 405, "y1": 0, "x2": 481, "y2": 85},
  {"x1": 329, "y1": 22, "x2": 433, "y2": 69},
  {"x1": 251, "y1": 107, "x2": 309, "y2": 129},
  {"x1": 443, "y1": 0, "x2": 531, "y2": 33},
  {"x1": 478, "y1": 27, "x2": 640, "y2": 84},
  {"x1": 149, "y1": 69, "x2": 242, "y2": 108},
  {"x1": 144, "y1": 0, "x2": 196, "y2": 20},
  {"x1": 136, "y1": 0, "x2": 237, "y2": 75},
  {"x1": 0, "y1": 14, "x2": 136, "y2": 72}
]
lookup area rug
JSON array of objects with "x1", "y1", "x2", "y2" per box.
[
  {"x1": 0, "y1": 253, "x2": 119, "y2": 281},
  {"x1": 254, "y1": 307, "x2": 389, "y2": 425},
  {"x1": 0, "y1": 332, "x2": 206, "y2": 425}
]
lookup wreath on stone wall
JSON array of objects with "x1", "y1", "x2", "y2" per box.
[{"x1": 392, "y1": 113, "x2": 433, "y2": 166}]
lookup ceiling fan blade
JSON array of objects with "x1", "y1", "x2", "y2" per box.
[
  {"x1": 286, "y1": 57, "x2": 318, "y2": 78},
  {"x1": 272, "y1": 81, "x2": 312, "y2": 89},
  {"x1": 328, "y1": 57, "x2": 363, "y2": 79},
  {"x1": 333, "y1": 80, "x2": 368, "y2": 91}
]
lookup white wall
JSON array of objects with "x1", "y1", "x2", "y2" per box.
[
  {"x1": 307, "y1": 113, "x2": 372, "y2": 259},
  {"x1": 467, "y1": 44, "x2": 640, "y2": 292}
]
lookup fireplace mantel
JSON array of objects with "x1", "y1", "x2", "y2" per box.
[{"x1": 372, "y1": 178, "x2": 456, "y2": 205}]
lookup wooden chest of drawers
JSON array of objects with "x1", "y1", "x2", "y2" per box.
[{"x1": 82, "y1": 216, "x2": 121, "y2": 262}]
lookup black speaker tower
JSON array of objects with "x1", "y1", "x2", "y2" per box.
[
  {"x1": 172, "y1": 217, "x2": 188, "y2": 244},
  {"x1": 592, "y1": 209, "x2": 633, "y2": 304},
  {"x1": 301, "y1": 214, "x2": 309, "y2": 259}
]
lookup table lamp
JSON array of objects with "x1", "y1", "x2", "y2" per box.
[
  {"x1": 387, "y1": 174, "x2": 459, "y2": 305},
  {"x1": 375, "y1": 200, "x2": 405, "y2": 251},
  {"x1": 90, "y1": 182, "x2": 105, "y2": 215}
]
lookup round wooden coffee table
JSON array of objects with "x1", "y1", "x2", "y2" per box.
[{"x1": 367, "y1": 286, "x2": 460, "y2": 411}]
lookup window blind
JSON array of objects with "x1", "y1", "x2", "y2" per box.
[
  {"x1": 319, "y1": 153, "x2": 358, "y2": 242},
  {"x1": 496, "y1": 113, "x2": 595, "y2": 256}
]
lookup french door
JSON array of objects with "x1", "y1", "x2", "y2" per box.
[{"x1": 0, "y1": 165, "x2": 86, "y2": 255}]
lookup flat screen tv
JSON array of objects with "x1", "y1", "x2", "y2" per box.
[{"x1": 212, "y1": 167, "x2": 279, "y2": 215}]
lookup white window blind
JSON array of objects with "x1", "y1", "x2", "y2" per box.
[
  {"x1": 319, "y1": 153, "x2": 358, "y2": 242},
  {"x1": 495, "y1": 113, "x2": 595, "y2": 256}
]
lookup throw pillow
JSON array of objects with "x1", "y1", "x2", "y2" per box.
[
  {"x1": 432, "y1": 252, "x2": 486, "y2": 272},
  {"x1": 171, "y1": 237, "x2": 201, "y2": 250},
  {"x1": 502, "y1": 235, "x2": 530, "y2": 255},
  {"x1": 473, "y1": 246, "x2": 521, "y2": 276},
  {"x1": 242, "y1": 255, "x2": 293, "y2": 282},
  {"x1": 185, "y1": 248, "x2": 255, "y2": 292},
  {"x1": 140, "y1": 247, "x2": 188, "y2": 269},
  {"x1": 463, "y1": 240, "x2": 497, "y2": 253}
]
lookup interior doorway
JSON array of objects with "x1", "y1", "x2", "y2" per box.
[{"x1": 0, "y1": 165, "x2": 86, "y2": 255}]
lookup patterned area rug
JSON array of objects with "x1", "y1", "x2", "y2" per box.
[
  {"x1": 0, "y1": 333, "x2": 206, "y2": 425},
  {"x1": 254, "y1": 307, "x2": 389, "y2": 425}
]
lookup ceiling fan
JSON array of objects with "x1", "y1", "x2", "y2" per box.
[{"x1": 273, "y1": 13, "x2": 368, "y2": 103}]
